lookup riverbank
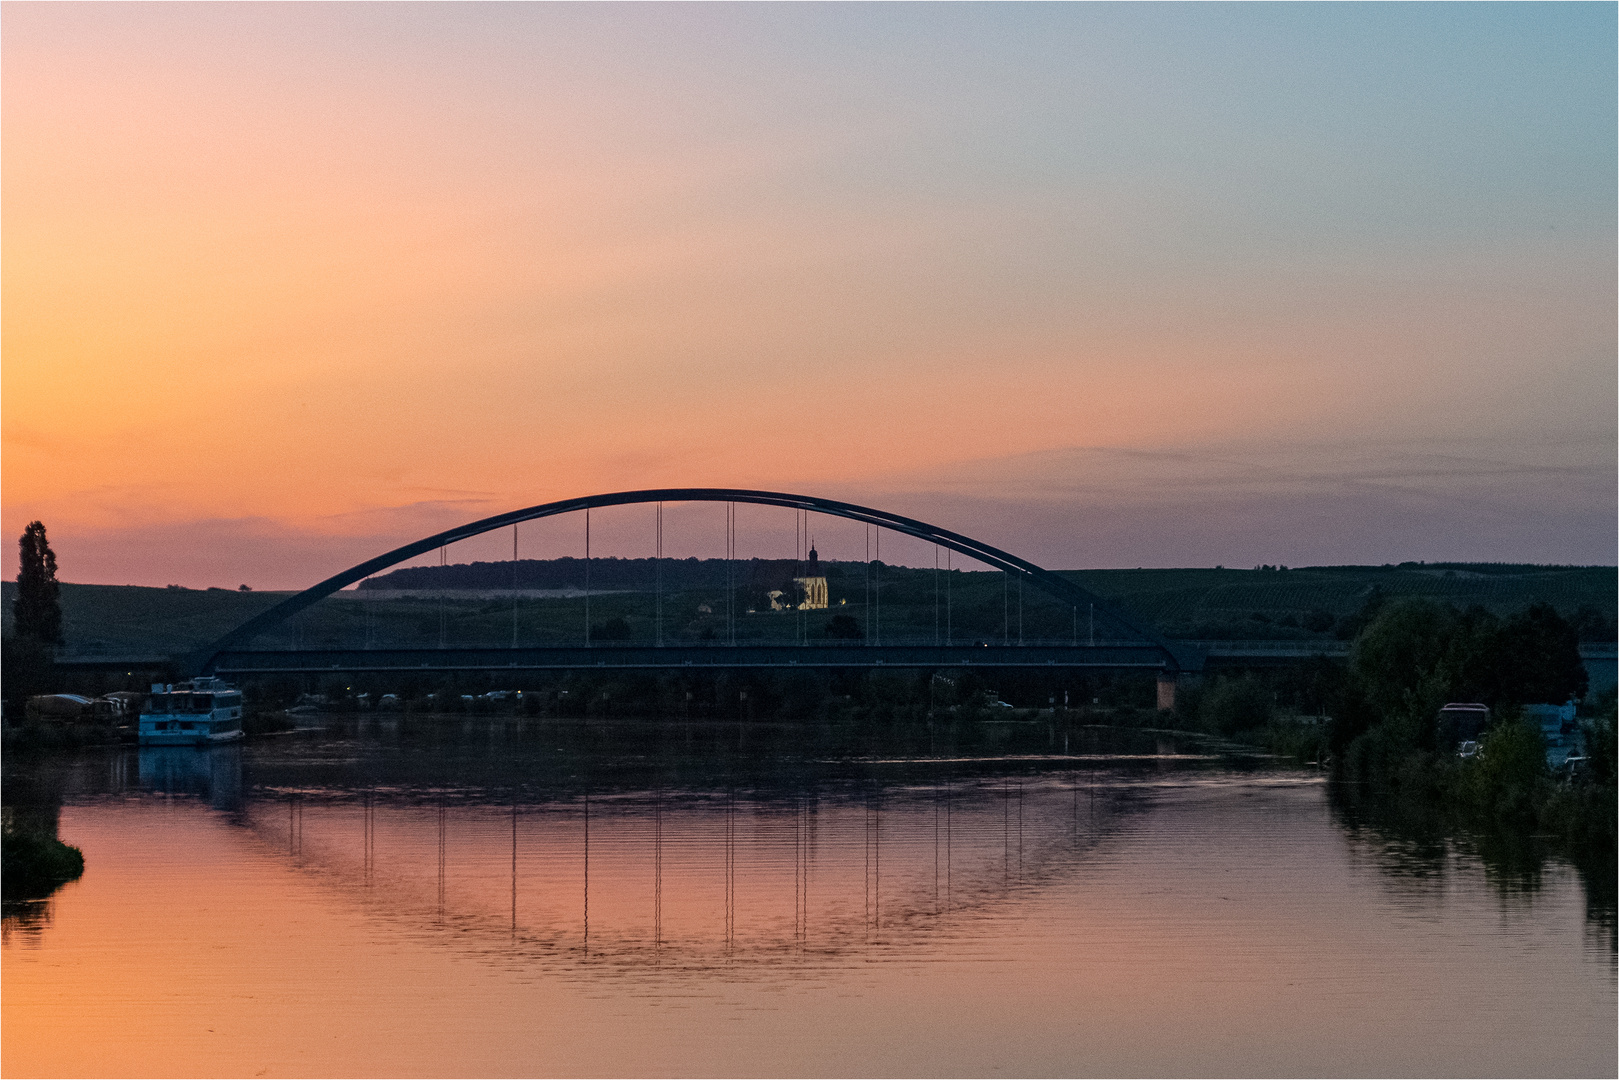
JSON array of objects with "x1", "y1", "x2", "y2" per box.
[
  {"x1": 1337, "y1": 710, "x2": 1617, "y2": 859},
  {"x1": 1, "y1": 708, "x2": 297, "y2": 753}
]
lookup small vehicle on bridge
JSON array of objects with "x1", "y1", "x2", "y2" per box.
[{"x1": 138, "y1": 677, "x2": 245, "y2": 746}]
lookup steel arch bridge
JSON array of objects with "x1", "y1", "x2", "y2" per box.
[{"x1": 190, "y1": 488, "x2": 1198, "y2": 678}]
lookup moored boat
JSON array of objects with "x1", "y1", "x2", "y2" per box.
[{"x1": 138, "y1": 677, "x2": 245, "y2": 745}]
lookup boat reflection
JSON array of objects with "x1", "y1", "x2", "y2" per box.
[{"x1": 137, "y1": 745, "x2": 243, "y2": 811}]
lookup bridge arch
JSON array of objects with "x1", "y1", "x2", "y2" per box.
[{"x1": 193, "y1": 488, "x2": 1184, "y2": 672}]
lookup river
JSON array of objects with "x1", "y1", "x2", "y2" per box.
[{"x1": 4, "y1": 718, "x2": 1614, "y2": 1077}]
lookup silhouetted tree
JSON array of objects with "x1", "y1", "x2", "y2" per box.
[
  {"x1": 1569, "y1": 604, "x2": 1616, "y2": 643},
  {"x1": 1342, "y1": 598, "x2": 1590, "y2": 761},
  {"x1": 824, "y1": 613, "x2": 864, "y2": 639},
  {"x1": 1481, "y1": 602, "x2": 1587, "y2": 706},
  {"x1": 13, "y1": 521, "x2": 63, "y2": 645},
  {"x1": 591, "y1": 616, "x2": 632, "y2": 640},
  {"x1": 1351, "y1": 598, "x2": 1456, "y2": 722},
  {"x1": 1, "y1": 634, "x2": 59, "y2": 715},
  {"x1": 1198, "y1": 674, "x2": 1274, "y2": 735},
  {"x1": 1335, "y1": 586, "x2": 1387, "y2": 640}
]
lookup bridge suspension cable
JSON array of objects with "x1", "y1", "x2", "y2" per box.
[
  {"x1": 725, "y1": 501, "x2": 737, "y2": 647},
  {"x1": 584, "y1": 508, "x2": 591, "y2": 648},
  {"x1": 190, "y1": 487, "x2": 1186, "y2": 674},
  {"x1": 864, "y1": 525, "x2": 871, "y2": 644},
  {"x1": 655, "y1": 502, "x2": 663, "y2": 647}
]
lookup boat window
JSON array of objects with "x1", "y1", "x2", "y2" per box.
[
  {"x1": 149, "y1": 695, "x2": 170, "y2": 712},
  {"x1": 217, "y1": 693, "x2": 241, "y2": 707},
  {"x1": 180, "y1": 722, "x2": 194, "y2": 730},
  {"x1": 192, "y1": 695, "x2": 213, "y2": 711}
]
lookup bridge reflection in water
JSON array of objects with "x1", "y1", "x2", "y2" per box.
[{"x1": 236, "y1": 772, "x2": 1127, "y2": 967}]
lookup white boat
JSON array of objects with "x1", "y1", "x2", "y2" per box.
[{"x1": 138, "y1": 677, "x2": 245, "y2": 745}]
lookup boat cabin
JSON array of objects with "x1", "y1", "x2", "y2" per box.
[{"x1": 139, "y1": 677, "x2": 245, "y2": 745}]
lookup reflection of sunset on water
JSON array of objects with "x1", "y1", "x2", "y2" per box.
[{"x1": 4, "y1": 738, "x2": 1612, "y2": 1077}]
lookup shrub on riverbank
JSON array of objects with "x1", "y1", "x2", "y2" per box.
[
  {"x1": 1453, "y1": 715, "x2": 1548, "y2": 825},
  {"x1": 1, "y1": 817, "x2": 84, "y2": 901},
  {"x1": 1174, "y1": 597, "x2": 1614, "y2": 862},
  {"x1": 1329, "y1": 599, "x2": 1614, "y2": 862}
]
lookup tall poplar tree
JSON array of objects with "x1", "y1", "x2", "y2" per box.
[{"x1": 14, "y1": 521, "x2": 63, "y2": 645}]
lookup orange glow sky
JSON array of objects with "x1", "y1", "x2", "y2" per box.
[{"x1": 4, "y1": 5, "x2": 1613, "y2": 587}]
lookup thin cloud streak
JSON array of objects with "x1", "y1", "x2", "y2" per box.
[{"x1": 15, "y1": 435, "x2": 1613, "y2": 590}]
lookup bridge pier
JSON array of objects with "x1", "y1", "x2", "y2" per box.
[{"x1": 1156, "y1": 671, "x2": 1203, "y2": 712}]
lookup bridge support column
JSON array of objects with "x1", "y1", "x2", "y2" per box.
[{"x1": 1157, "y1": 672, "x2": 1201, "y2": 712}]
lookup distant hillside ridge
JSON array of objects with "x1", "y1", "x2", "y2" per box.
[
  {"x1": 1060, "y1": 563, "x2": 1616, "y2": 642},
  {"x1": 6, "y1": 562, "x2": 1610, "y2": 656},
  {"x1": 359, "y1": 556, "x2": 861, "y2": 593}
]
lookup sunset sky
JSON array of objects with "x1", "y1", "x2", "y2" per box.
[{"x1": 4, "y1": 3, "x2": 1614, "y2": 588}]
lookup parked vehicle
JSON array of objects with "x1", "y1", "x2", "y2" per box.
[
  {"x1": 103, "y1": 691, "x2": 145, "y2": 717},
  {"x1": 1438, "y1": 703, "x2": 1489, "y2": 746},
  {"x1": 25, "y1": 694, "x2": 102, "y2": 723}
]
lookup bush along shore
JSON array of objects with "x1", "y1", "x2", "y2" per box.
[
  {"x1": 1176, "y1": 598, "x2": 1617, "y2": 880},
  {"x1": 2, "y1": 809, "x2": 84, "y2": 902}
]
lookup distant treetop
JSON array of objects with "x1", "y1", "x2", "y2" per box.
[{"x1": 13, "y1": 521, "x2": 63, "y2": 645}]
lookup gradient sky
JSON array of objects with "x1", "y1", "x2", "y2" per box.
[{"x1": 4, "y1": 3, "x2": 1614, "y2": 588}]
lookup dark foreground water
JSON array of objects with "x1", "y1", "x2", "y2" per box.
[{"x1": 4, "y1": 719, "x2": 1614, "y2": 1078}]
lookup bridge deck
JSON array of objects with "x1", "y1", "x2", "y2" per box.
[
  {"x1": 207, "y1": 643, "x2": 1177, "y2": 675},
  {"x1": 54, "y1": 641, "x2": 1617, "y2": 684}
]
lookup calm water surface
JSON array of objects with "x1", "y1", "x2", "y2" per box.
[{"x1": 4, "y1": 719, "x2": 1614, "y2": 1077}]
